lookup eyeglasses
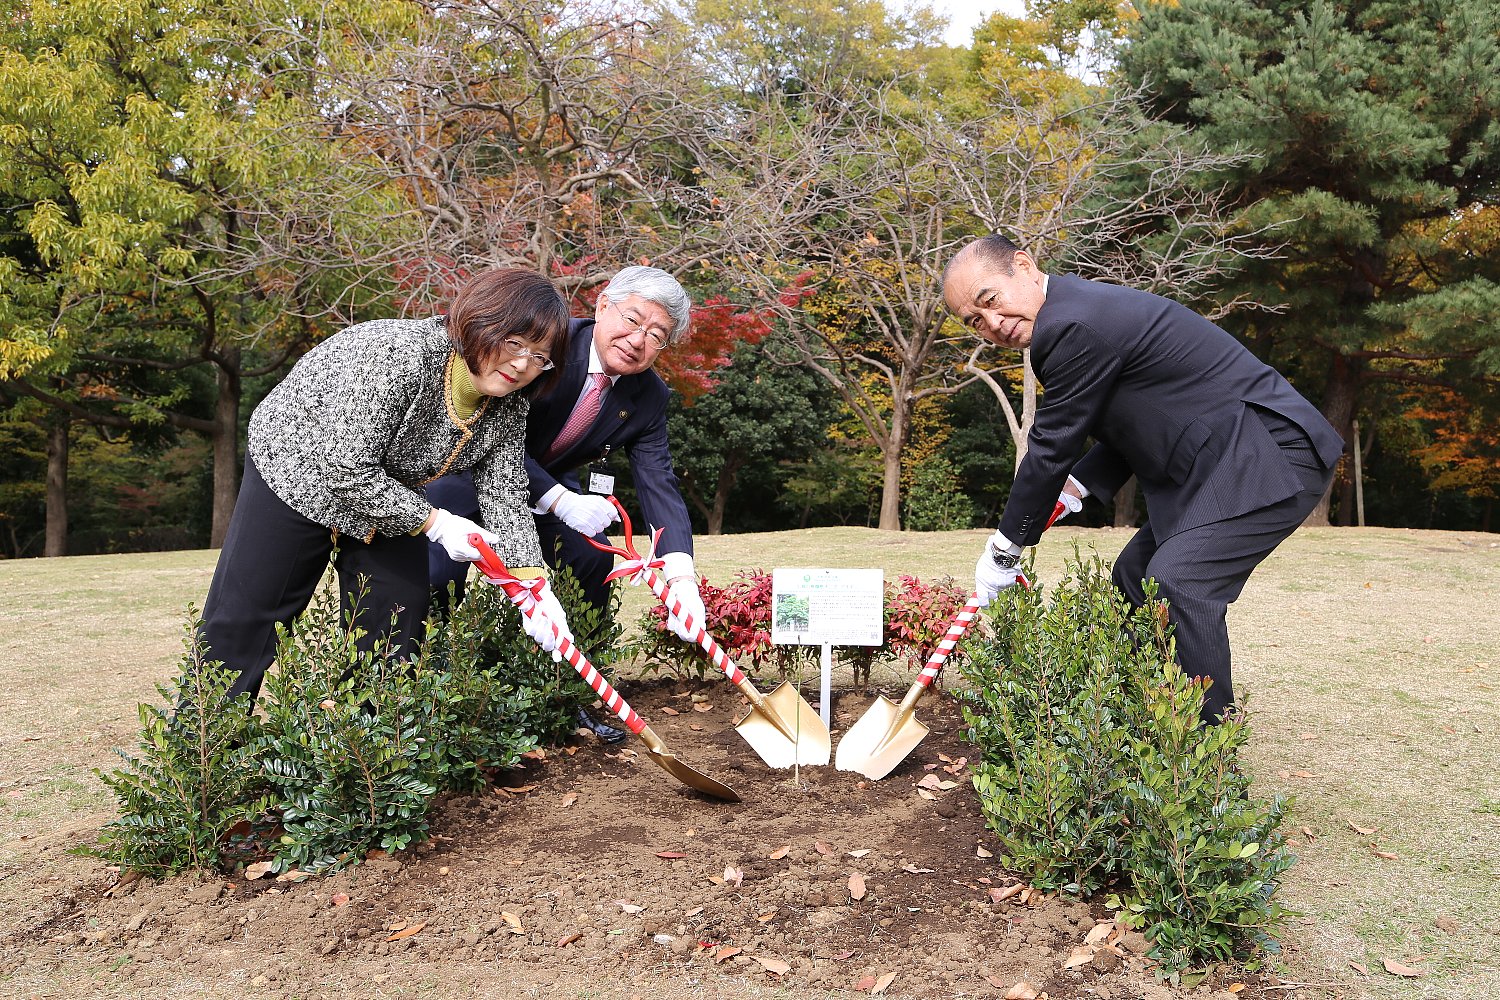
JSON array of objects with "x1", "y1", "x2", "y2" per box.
[
  {"x1": 499, "y1": 336, "x2": 554, "y2": 371},
  {"x1": 610, "y1": 300, "x2": 670, "y2": 351}
]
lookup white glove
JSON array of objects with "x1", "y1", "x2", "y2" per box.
[
  {"x1": 552, "y1": 490, "x2": 621, "y2": 536},
  {"x1": 424, "y1": 508, "x2": 498, "y2": 562},
  {"x1": 509, "y1": 577, "x2": 574, "y2": 660},
  {"x1": 974, "y1": 532, "x2": 1026, "y2": 608},
  {"x1": 659, "y1": 552, "x2": 705, "y2": 643},
  {"x1": 1052, "y1": 475, "x2": 1088, "y2": 523}
]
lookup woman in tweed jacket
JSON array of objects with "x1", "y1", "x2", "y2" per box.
[{"x1": 200, "y1": 268, "x2": 575, "y2": 703}]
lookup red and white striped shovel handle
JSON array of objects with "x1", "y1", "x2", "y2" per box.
[
  {"x1": 468, "y1": 535, "x2": 646, "y2": 736},
  {"x1": 914, "y1": 596, "x2": 983, "y2": 691},
  {"x1": 581, "y1": 498, "x2": 752, "y2": 688}
]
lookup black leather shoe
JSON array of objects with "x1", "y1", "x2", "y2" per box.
[{"x1": 576, "y1": 708, "x2": 627, "y2": 745}]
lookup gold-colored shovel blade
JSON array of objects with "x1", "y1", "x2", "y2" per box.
[
  {"x1": 733, "y1": 680, "x2": 831, "y2": 769},
  {"x1": 637, "y1": 727, "x2": 741, "y2": 802},
  {"x1": 834, "y1": 695, "x2": 930, "y2": 780}
]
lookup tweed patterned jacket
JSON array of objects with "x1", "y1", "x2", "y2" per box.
[{"x1": 247, "y1": 316, "x2": 543, "y2": 565}]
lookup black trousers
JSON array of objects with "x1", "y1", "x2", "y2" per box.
[
  {"x1": 201, "y1": 455, "x2": 430, "y2": 702},
  {"x1": 1111, "y1": 411, "x2": 1334, "y2": 723},
  {"x1": 425, "y1": 470, "x2": 613, "y2": 616}
]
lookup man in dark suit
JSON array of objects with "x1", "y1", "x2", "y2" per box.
[
  {"x1": 943, "y1": 235, "x2": 1343, "y2": 723},
  {"x1": 427, "y1": 266, "x2": 705, "y2": 647}
]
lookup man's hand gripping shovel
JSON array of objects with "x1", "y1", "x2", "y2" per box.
[
  {"x1": 835, "y1": 501, "x2": 1061, "y2": 780},
  {"x1": 467, "y1": 534, "x2": 740, "y2": 802},
  {"x1": 583, "y1": 497, "x2": 831, "y2": 769}
]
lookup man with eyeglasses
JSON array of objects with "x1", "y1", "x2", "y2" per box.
[{"x1": 426, "y1": 267, "x2": 706, "y2": 739}]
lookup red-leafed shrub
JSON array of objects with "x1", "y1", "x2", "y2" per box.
[{"x1": 632, "y1": 570, "x2": 969, "y2": 686}]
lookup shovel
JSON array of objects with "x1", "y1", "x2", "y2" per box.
[
  {"x1": 467, "y1": 535, "x2": 740, "y2": 802},
  {"x1": 834, "y1": 594, "x2": 986, "y2": 780},
  {"x1": 583, "y1": 498, "x2": 831, "y2": 769}
]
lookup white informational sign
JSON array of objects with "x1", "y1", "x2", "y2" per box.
[{"x1": 770, "y1": 568, "x2": 884, "y2": 647}]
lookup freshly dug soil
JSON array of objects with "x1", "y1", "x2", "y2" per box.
[{"x1": 3, "y1": 679, "x2": 1251, "y2": 999}]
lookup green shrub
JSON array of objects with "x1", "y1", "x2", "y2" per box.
[
  {"x1": 81, "y1": 613, "x2": 273, "y2": 876},
  {"x1": 257, "y1": 586, "x2": 448, "y2": 873},
  {"x1": 957, "y1": 552, "x2": 1293, "y2": 976},
  {"x1": 437, "y1": 563, "x2": 627, "y2": 750}
]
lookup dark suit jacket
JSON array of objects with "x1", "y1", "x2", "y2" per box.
[
  {"x1": 524, "y1": 317, "x2": 694, "y2": 556},
  {"x1": 999, "y1": 275, "x2": 1344, "y2": 547}
]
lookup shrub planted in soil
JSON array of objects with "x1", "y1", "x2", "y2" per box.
[{"x1": 957, "y1": 551, "x2": 1294, "y2": 976}]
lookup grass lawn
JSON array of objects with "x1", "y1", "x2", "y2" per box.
[{"x1": 1, "y1": 525, "x2": 1496, "y2": 999}]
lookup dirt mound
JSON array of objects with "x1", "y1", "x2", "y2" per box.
[{"x1": 3, "y1": 679, "x2": 1244, "y2": 998}]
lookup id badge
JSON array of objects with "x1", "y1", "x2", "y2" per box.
[{"x1": 586, "y1": 447, "x2": 614, "y2": 496}]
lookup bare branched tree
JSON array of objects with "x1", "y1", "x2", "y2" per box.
[
  {"x1": 202, "y1": 0, "x2": 713, "y2": 317},
  {"x1": 691, "y1": 73, "x2": 1278, "y2": 526}
]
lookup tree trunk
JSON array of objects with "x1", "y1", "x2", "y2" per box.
[
  {"x1": 44, "y1": 418, "x2": 68, "y2": 557},
  {"x1": 706, "y1": 453, "x2": 745, "y2": 536},
  {"x1": 210, "y1": 348, "x2": 243, "y2": 547},
  {"x1": 1113, "y1": 476, "x2": 1138, "y2": 528},
  {"x1": 877, "y1": 400, "x2": 909, "y2": 530},
  {"x1": 1306, "y1": 354, "x2": 1359, "y2": 527},
  {"x1": 1014, "y1": 350, "x2": 1038, "y2": 471}
]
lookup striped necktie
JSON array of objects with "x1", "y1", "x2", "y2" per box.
[{"x1": 544, "y1": 372, "x2": 609, "y2": 464}]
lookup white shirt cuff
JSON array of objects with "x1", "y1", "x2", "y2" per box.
[
  {"x1": 533, "y1": 484, "x2": 568, "y2": 516},
  {"x1": 1066, "y1": 474, "x2": 1090, "y2": 499},
  {"x1": 987, "y1": 529, "x2": 1022, "y2": 557}
]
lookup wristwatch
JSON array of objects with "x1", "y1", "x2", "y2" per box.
[{"x1": 989, "y1": 544, "x2": 1021, "y2": 569}]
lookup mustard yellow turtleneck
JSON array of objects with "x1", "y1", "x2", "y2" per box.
[{"x1": 449, "y1": 354, "x2": 483, "y2": 421}]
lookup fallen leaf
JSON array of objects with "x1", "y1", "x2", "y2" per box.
[
  {"x1": 756, "y1": 910, "x2": 777, "y2": 923},
  {"x1": 1435, "y1": 916, "x2": 1459, "y2": 934},
  {"x1": 1085, "y1": 922, "x2": 1115, "y2": 944},
  {"x1": 871, "y1": 970, "x2": 897, "y2": 994},
  {"x1": 1349, "y1": 961, "x2": 1370, "y2": 975},
  {"x1": 1062, "y1": 946, "x2": 1094, "y2": 970},
  {"x1": 769, "y1": 845, "x2": 791, "y2": 860},
  {"x1": 244, "y1": 862, "x2": 273, "y2": 881},
  {"x1": 1372, "y1": 850, "x2": 1399, "y2": 860},
  {"x1": 902, "y1": 864, "x2": 934, "y2": 875},
  {"x1": 916, "y1": 773, "x2": 944, "y2": 791},
  {"x1": 330, "y1": 893, "x2": 350, "y2": 907},
  {"x1": 560, "y1": 792, "x2": 578, "y2": 808},
  {"x1": 690, "y1": 724, "x2": 704, "y2": 731},
  {"x1": 520, "y1": 748, "x2": 546, "y2": 761},
  {"x1": 386, "y1": 920, "x2": 407, "y2": 931},
  {"x1": 557, "y1": 932, "x2": 582, "y2": 947},
  {"x1": 563, "y1": 746, "x2": 580, "y2": 756},
  {"x1": 660, "y1": 706, "x2": 680, "y2": 716},
  {"x1": 723, "y1": 866, "x2": 744, "y2": 887},
  {"x1": 501, "y1": 784, "x2": 538, "y2": 795},
  {"x1": 385, "y1": 921, "x2": 426, "y2": 942},
  {"x1": 1227, "y1": 984, "x2": 1245, "y2": 994},
  {"x1": 917, "y1": 789, "x2": 938, "y2": 800},
  {"x1": 713, "y1": 946, "x2": 742, "y2": 964},
  {"x1": 976, "y1": 845, "x2": 994, "y2": 859},
  {"x1": 319, "y1": 699, "x2": 337, "y2": 710},
  {"x1": 814, "y1": 840, "x2": 835, "y2": 856},
  {"x1": 501, "y1": 911, "x2": 524, "y2": 934},
  {"x1": 1003, "y1": 982, "x2": 1038, "y2": 999},
  {"x1": 989, "y1": 884, "x2": 1024, "y2": 903},
  {"x1": 853, "y1": 974, "x2": 877, "y2": 991},
  {"x1": 848, "y1": 848, "x2": 872, "y2": 858},
  {"x1": 937, "y1": 779, "x2": 959, "y2": 790},
  {"x1": 828, "y1": 950, "x2": 854, "y2": 961},
  {"x1": 938, "y1": 753, "x2": 954, "y2": 763},
  {"x1": 692, "y1": 702, "x2": 713, "y2": 713},
  {"x1": 655, "y1": 851, "x2": 688, "y2": 859},
  {"x1": 849, "y1": 873, "x2": 867, "y2": 900},
  {"x1": 1348, "y1": 820, "x2": 1377, "y2": 835},
  {"x1": 615, "y1": 900, "x2": 644, "y2": 914},
  {"x1": 750, "y1": 955, "x2": 791, "y2": 975},
  {"x1": 276, "y1": 868, "x2": 310, "y2": 883},
  {"x1": 1382, "y1": 958, "x2": 1424, "y2": 977},
  {"x1": 684, "y1": 906, "x2": 703, "y2": 917}
]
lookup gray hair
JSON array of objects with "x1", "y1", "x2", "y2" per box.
[{"x1": 603, "y1": 266, "x2": 692, "y2": 344}]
